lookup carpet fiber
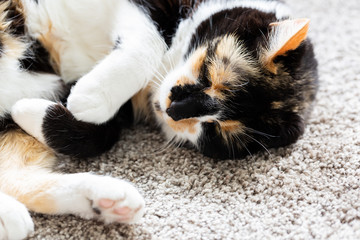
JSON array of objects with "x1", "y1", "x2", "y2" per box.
[{"x1": 29, "y1": 0, "x2": 360, "y2": 239}]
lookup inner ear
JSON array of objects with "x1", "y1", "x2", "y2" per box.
[{"x1": 261, "y1": 18, "x2": 310, "y2": 74}]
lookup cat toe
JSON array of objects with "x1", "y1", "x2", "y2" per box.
[
  {"x1": 99, "y1": 200, "x2": 144, "y2": 223},
  {"x1": 98, "y1": 199, "x2": 116, "y2": 209},
  {"x1": 67, "y1": 90, "x2": 112, "y2": 124},
  {"x1": 84, "y1": 176, "x2": 145, "y2": 224},
  {"x1": 92, "y1": 191, "x2": 145, "y2": 224}
]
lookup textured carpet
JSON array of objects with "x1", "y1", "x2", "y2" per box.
[{"x1": 28, "y1": 0, "x2": 360, "y2": 239}]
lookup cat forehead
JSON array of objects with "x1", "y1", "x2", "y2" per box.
[{"x1": 185, "y1": 35, "x2": 259, "y2": 90}]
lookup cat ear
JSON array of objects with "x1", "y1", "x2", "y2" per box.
[{"x1": 262, "y1": 18, "x2": 310, "y2": 74}]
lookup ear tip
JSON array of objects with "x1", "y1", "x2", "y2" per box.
[
  {"x1": 270, "y1": 18, "x2": 311, "y2": 27},
  {"x1": 296, "y1": 18, "x2": 311, "y2": 26}
]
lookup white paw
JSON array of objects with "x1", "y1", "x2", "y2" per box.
[
  {"x1": 67, "y1": 82, "x2": 113, "y2": 124},
  {"x1": 11, "y1": 98, "x2": 55, "y2": 144},
  {"x1": 0, "y1": 193, "x2": 34, "y2": 240},
  {"x1": 67, "y1": 174, "x2": 145, "y2": 224}
]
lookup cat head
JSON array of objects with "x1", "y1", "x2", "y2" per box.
[{"x1": 153, "y1": 10, "x2": 318, "y2": 159}]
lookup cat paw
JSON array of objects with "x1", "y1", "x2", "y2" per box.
[
  {"x1": 0, "y1": 193, "x2": 34, "y2": 240},
  {"x1": 73, "y1": 175, "x2": 145, "y2": 224},
  {"x1": 67, "y1": 83, "x2": 114, "y2": 124},
  {"x1": 11, "y1": 98, "x2": 55, "y2": 145}
]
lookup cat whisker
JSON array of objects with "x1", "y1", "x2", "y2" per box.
[
  {"x1": 151, "y1": 67, "x2": 166, "y2": 82},
  {"x1": 245, "y1": 127, "x2": 278, "y2": 139},
  {"x1": 165, "y1": 53, "x2": 175, "y2": 72},
  {"x1": 153, "y1": 136, "x2": 176, "y2": 155},
  {"x1": 162, "y1": 54, "x2": 172, "y2": 71},
  {"x1": 157, "y1": 61, "x2": 169, "y2": 77},
  {"x1": 232, "y1": 80, "x2": 249, "y2": 88},
  {"x1": 229, "y1": 136, "x2": 236, "y2": 159},
  {"x1": 174, "y1": 139, "x2": 185, "y2": 150},
  {"x1": 150, "y1": 77, "x2": 161, "y2": 85},
  {"x1": 150, "y1": 69, "x2": 166, "y2": 88},
  {"x1": 232, "y1": 134, "x2": 252, "y2": 157},
  {"x1": 150, "y1": 74, "x2": 162, "y2": 85},
  {"x1": 242, "y1": 133, "x2": 271, "y2": 156}
]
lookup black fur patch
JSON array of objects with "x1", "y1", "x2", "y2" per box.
[
  {"x1": 0, "y1": 40, "x2": 3, "y2": 57},
  {"x1": 132, "y1": 0, "x2": 206, "y2": 46},
  {"x1": 19, "y1": 39, "x2": 56, "y2": 74},
  {"x1": 0, "y1": 115, "x2": 17, "y2": 133},
  {"x1": 3, "y1": 1, "x2": 26, "y2": 36},
  {"x1": 187, "y1": 7, "x2": 277, "y2": 57},
  {"x1": 42, "y1": 101, "x2": 134, "y2": 158},
  {"x1": 114, "y1": 36, "x2": 122, "y2": 50}
]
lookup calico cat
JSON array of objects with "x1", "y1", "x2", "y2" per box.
[{"x1": 0, "y1": 0, "x2": 318, "y2": 238}]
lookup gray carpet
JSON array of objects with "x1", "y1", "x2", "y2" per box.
[{"x1": 29, "y1": 0, "x2": 360, "y2": 239}]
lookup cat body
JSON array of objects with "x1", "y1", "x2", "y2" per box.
[{"x1": 0, "y1": 0, "x2": 317, "y2": 238}]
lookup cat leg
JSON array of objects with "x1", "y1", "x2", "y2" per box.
[
  {"x1": 0, "y1": 129, "x2": 145, "y2": 225},
  {"x1": 66, "y1": 2, "x2": 166, "y2": 124},
  {"x1": 12, "y1": 2, "x2": 165, "y2": 157},
  {"x1": 0, "y1": 191, "x2": 34, "y2": 240},
  {"x1": 12, "y1": 97, "x2": 133, "y2": 157}
]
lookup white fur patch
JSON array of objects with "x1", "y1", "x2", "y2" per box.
[
  {"x1": 11, "y1": 98, "x2": 55, "y2": 144},
  {"x1": 0, "y1": 57, "x2": 62, "y2": 118},
  {"x1": 0, "y1": 191, "x2": 34, "y2": 240},
  {"x1": 21, "y1": 0, "x2": 166, "y2": 124}
]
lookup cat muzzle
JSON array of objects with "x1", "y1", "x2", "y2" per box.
[{"x1": 166, "y1": 93, "x2": 220, "y2": 121}]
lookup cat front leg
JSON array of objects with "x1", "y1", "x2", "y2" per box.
[
  {"x1": 0, "y1": 191, "x2": 34, "y2": 240},
  {"x1": 67, "y1": 4, "x2": 167, "y2": 124}
]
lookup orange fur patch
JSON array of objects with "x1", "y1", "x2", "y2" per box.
[
  {"x1": 217, "y1": 120, "x2": 245, "y2": 144},
  {"x1": 265, "y1": 19, "x2": 310, "y2": 74},
  {"x1": 204, "y1": 36, "x2": 245, "y2": 100},
  {"x1": 190, "y1": 47, "x2": 207, "y2": 78},
  {"x1": 274, "y1": 19, "x2": 309, "y2": 57},
  {"x1": 218, "y1": 120, "x2": 244, "y2": 133},
  {"x1": 17, "y1": 183, "x2": 57, "y2": 213},
  {"x1": 176, "y1": 76, "x2": 196, "y2": 86},
  {"x1": 0, "y1": 129, "x2": 55, "y2": 168},
  {"x1": 38, "y1": 21, "x2": 61, "y2": 74},
  {"x1": 0, "y1": 130, "x2": 57, "y2": 213},
  {"x1": 167, "y1": 118, "x2": 199, "y2": 134},
  {"x1": 206, "y1": 61, "x2": 232, "y2": 100},
  {"x1": 132, "y1": 86, "x2": 152, "y2": 121},
  {"x1": 1, "y1": 34, "x2": 26, "y2": 59}
]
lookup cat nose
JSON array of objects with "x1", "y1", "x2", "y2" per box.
[{"x1": 166, "y1": 93, "x2": 220, "y2": 121}]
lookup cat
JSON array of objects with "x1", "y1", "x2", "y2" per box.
[{"x1": 0, "y1": 0, "x2": 318, "y2": 238}]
